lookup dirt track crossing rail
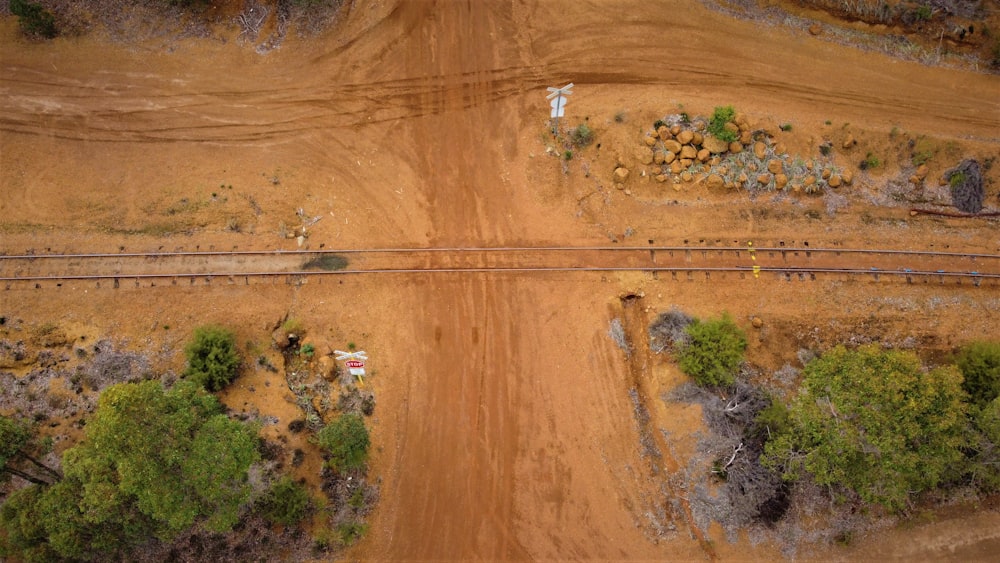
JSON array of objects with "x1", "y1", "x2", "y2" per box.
[{"x1": 3, "y1": 246, "x2": 999, "y2": 289}]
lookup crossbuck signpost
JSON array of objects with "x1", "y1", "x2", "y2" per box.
[
  {"x1": 335, "y1": 349, "x2": 368, "y2": 384},
  {"x1": 546, "y1": 83, "x2": 573, "y2": 133}
]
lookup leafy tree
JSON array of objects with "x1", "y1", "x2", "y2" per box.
[
  {"x1": 184, "y1": 325, "x2": 241, "y2": 392},
  {"x1": 956, "y1": 341, "x2": 1000, "y2": 409},
  {"x1": 78, "y1": 380, "x2": 260, "y2": 535},
  {"x1": 1, "y1": 380, "x2": 261, "y2": 561},
  {"x1": 764, "y1": 345, "x2": 969, "y2": 512},
  {"x1": 316, "y1": 414, "x2": 370, "y2": 473},
  {"x1": 257, "y1": 476, "x2": 311, "y2": 526},
  {"x1": 0, "y1": 416, "x2": 61, "y2": 486},
  {"x1": 968, "y1": 397, "x2": 1000, "y2": 492},
  {"x1": 677, "y1": 313, "x2": 747, "y2": 387}
]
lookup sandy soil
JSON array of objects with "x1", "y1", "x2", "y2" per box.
[{"x1": 2, "y1": 0, "x2": 1000, "y2": 560}]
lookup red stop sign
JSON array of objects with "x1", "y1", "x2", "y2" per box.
[{"x1": 345, "y1": 360, "x2": 365, "y2": 369}]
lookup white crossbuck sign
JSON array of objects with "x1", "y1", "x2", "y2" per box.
[
  {"x1": 334, "y1": 350, "x2": 368, "y2": 376},
  {"x1": 546, "y1": 83, "x2": 573, "y2": 119}
]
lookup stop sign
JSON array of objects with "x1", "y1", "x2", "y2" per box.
[{"x1": 345, "y1": 360, "x2": 364, "y2": 369}]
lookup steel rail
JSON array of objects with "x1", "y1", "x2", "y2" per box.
[
  {"x1": 3, "y1": 266, "x2": 998, "y2": 282},
  {"x1": 2, "y1": 246, "x2": 999, "y2": 260}
]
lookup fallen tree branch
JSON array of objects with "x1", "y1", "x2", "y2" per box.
[{"x1": 910, "y1": 208, "x2": 1000, "y2": 218}]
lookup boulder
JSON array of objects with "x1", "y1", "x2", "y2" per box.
[
  {"x1": 653, "y1": 150, "x2": 666, "y2": 165},
  {"x1": 828, "y1": 174, "x2": 842, "y2": 188},
  {"x1": 657, "y1": 125, "x2": 672, "y2": 140},
  {"x1": 740, "y1": 130, "x2": 753, "y2": 145},
  {"x1": 669, "y1": 124, "x2": 682, "y2": 136},
  {"x1": 638, "y1": 147, "x2": 654, "y2": 165},
  {"x1": 842, "y1": 168, "x2": 854, "y2": 185},
  {"x1": 705, "y1": 174, "x2": 725, "y2": 190},
  {"x1": 644, "y1": 135, "x2": 657, "y2": 147},
  {"x1": 753, "y1": 141, "x2": 767, "y2": 159},
  {"x1": 724, "y1": 122, "x2": 740, "y2": 136},
  {"x1": 670, "y1": 160, "x2": 684, "y2": 174},
  {"x1": 679, "y1": 158, "x2": 694, "y2": 168},
  {"x1": 676, "y1": 130, "x2": 694, "y2": 145},
  {"x1": 757, "y1": 173, "x2": 772, "y2": 186},
  {"x1": 318, "y1": 356, "x2": 337, "y2": 380},
  {"x1": 692, "y1": 132, "x2": 704, "y2": 146},
  {"x1": 680, "y1": 145, "x2": 698, "y2": 159},
  {"x1": 680, "y1": 171, "x2": 693, "y2": 183},
  {"x1": 751, "y1": 316, "x2": 764, "y2": 328},
  {"x1": 728, "y1": 141, "x2": 743, "y2": 154},
  {"x1": 916, "y1": 164, "x2": 929, "y2": 179},
  {"x1": 614, "y1": 167, "x2": 630, "y2": 182},
  {"x1": 946, "y1": 159, "x2": 984, "y2": 213},
  {"x1": 767, "y1": 160, "x2": 784, "y2": 174},
  {"x1": 804, "y1": 175, "x2": 817, "y2": 187},
  {"x1": 702, "y1": 135, "x2": 729, "y2": 154},
  {"x1": 655, "y1": 174, "x2": 668, "y2": 183},
  {"x1": 664, "y1": 140, "x2": 682, "y2": 154},
  {"x1": 697, "y1": 148, "x2": 711, "y2": 162},
  {"x1": 842, "y1": 133, "x2": 856, "y2": 149},
  {"x1": 664, "y1": 150, "x2": 677, "y2": 164},
  {"x1": 809, "y1": 23, "x2": 822, "y2": 35},
  {"x1": 821, "y1": 168, "x2": 831, "y2": 180},
  {"x1": 774, "y1": 173, "x2": 788, "y2": 189}
]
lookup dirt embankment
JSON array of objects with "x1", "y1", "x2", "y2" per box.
[{"x1": 3, "y1": 0, "x2": 1000, "y2": 561}]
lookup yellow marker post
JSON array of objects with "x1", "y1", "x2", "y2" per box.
[
  {"x1": 753, "y1": 265, "x2": 760, "y2": 279},
  {"x1": 356, "y1": 374, "x2": 364, "y2": 387}
]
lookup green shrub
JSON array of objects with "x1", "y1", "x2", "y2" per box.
[
  {"x1": 300, "y1": 343, "x2": 315, "y2": 358},
  {"x1": 779, "y1": 123, "x2": 793, "y2": 132},
  {"x1": 956, "y1": 341, "x2": 1000, "y2": 409},
  {"x1": 257, "y1": 476, "x2": 311, "y2": 526},
  {"x1": 677, "y1": 313, "x2": 747, "y2": 387},
  {"x1": 861, "y1": 152, "x2": 881, "y2": 170},
  {"x1": 569, "y1": 123, "x2": 594, "y2": 147},
  {"x1": 708, "y1": 106, "x2": 738, "y2": 143},
  {"x1": 316, "y1": 414, "x2": 370, "y2": 473},
  {"x1": 185, "y1": 325, "x2": 241, "y2": 392},
  {"x1": 10, "y1": 0, "x2": 57, "y2": 39},
  {"x1": 336, "y1": 521, "x2": 368, "y2": 546},
  {"x1": 949, "y1": 170, "x2": 967, "y2": 189}
]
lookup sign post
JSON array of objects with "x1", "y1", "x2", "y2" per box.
[
  {"x1": 546, "y1": 83, "x2": 574, "y2": 133},
  {"x1": 335, "y1": 350, "x2": 368, "y2": 384}
]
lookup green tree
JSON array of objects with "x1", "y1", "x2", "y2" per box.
[
  {"x1": 1, "y1": 381, "x2": 259, "y2": 560},
  {"x1": 764, "y1": 345, "x2": 969, "y2": 511},
  {"x1": 967, "y1": 397, "x2": 1000, "y2": 492},
  {"x1": 956, "y1": 341, "x2": 1000, "y2": 409},
  {"x1": 9, "y1": 0, "x2": 57, "y2": 38},
  {"x1": 316, "y1": 414, "x2": 370, "y2": 473},
  {"x1": 0, "y1": 416, "x2": 61, "y2": 486},
  {"x1": 77, "y1": 380, "x2": 260, "y2": 535},
  {"x1": 677, "y1": 313, "x2": 747, "y2": 387},
  {"x1": 184, "y1": 325, "x2": 241, "y2": 391}
]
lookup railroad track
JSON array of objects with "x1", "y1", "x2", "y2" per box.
[{"x1": 2, "y1": 246, "x2": 999, "y2": 288}]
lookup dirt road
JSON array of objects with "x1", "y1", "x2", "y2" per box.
[{"x1": 2, "y1": 0, "x2": 1000, "y2": 560}]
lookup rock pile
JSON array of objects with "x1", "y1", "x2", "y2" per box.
[{"x1": 618, "y1": 112, "x2": 854, "y2": 195}]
